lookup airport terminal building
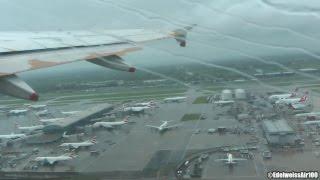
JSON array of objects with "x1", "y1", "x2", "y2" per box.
[
  {"x1": 42, "y1": 103, "x2": 113, "y2": 133},
  {"x1": 262, "y1": 120, "x2": 300, "y2": 146}
]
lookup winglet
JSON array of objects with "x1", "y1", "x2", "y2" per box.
[
  {"x1": 0, "y1": 74, "x2": 39, "y2": 101},
  {"x1": 172, "y1": 24, "x2": 196, "y2": 47}
]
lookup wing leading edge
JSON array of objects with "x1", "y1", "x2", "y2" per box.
[{"x1": 0, "y1": 25, "x2": 194, "y2": 101}]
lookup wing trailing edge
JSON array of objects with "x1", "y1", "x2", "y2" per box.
[{"x1": 87, "y1": 55, "x2": 136, "y2": 72}]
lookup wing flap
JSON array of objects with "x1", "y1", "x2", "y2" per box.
[
  {"x1": 146, "y1": 125, "x2": 160, "y2": 129},
  {"x1": 87, "y1": 55, "x2": 136, "y2": 72},
  {"x1": 233, "y1": 158, "x2": 247, "y2": 161},
  {"x1": 166, "y1": 124, "x2": 182, "y2": 129}
]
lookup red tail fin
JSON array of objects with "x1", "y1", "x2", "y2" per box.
[
  {"x1": 299, "y1": 95, "x2": 307, "y2": 103},
  {"x1": 91, "y1": 136, "x2": 97, "y2": 144},
  {"x1": 123, "y1": 116, "x2": 129, "y2": 123},
  {"x1": 69, "y1": 149, "x2": 77, "y2": 158}
]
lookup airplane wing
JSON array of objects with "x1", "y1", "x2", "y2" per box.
[
  {"x1": 69, "y1": 144, "x2": 80, "y2": 149},
  {"x1": 166, "y1": 123, "x2": 182, "y2": 129},
  {"x1": 214, "y1": 159, "x2": 228, "y2": 162},
  {"x1": 101, "y1": 124, "x2": 113, "y2": 128},
  {"x1": 61, "y1": 143, "x2": 79, "y2": 149},
  {"x1": 233, "y1": 158, "x2": 247, "y2": 161},
  {"x1": 146, "y1": 125, "x2": 160, "y2": 130},
  {"x1": 0, "y1": 25, "x2": 194, "y2": 101},
  {"x1": 47, "y1": 159, "x2": 56, "y2": 165}
]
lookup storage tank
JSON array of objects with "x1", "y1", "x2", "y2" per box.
[
  {"x1": 235, "y1": 89, "x2": 246, "y2": 100},
  {"x1": 221, "y1": 89, "x2": 232, "y2": 101}
]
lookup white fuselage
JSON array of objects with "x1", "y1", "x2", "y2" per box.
[
  {"x1": 303, "y1": 120, "x2": 320, "y2": 125},
  {"x1": 135, "y1": 102, "x2": 155, "y2": 107},
  {"x1": 164, "y1": 97, "x2": 186, "y2": 102},
  {"x1": 61, "y1": 111, "x2": 80, "y2": 116},
  {"x1": 18, "y1": 125, "x2": 44, "y2": 133},
  {"x1": 295, "y1": 112, "x2": 320, "y2": 118},
  {"x1": 35, "y1": 155, "x2": 72, "y2": 165},
  {"x1": 60, "y1": 140, "x2": 95, "y2": 149},
  {"x1": 214, "y1": 100, "x2": 235, "y2": 105},
  {"x1": 276, "y1": 97, "x2": 301, "y2": 105},
  {"x1": 8, "y1": 109, "x2": 28, "y2": 115},
  {"x1": 92, "y1": 121, "x2": 127, "y2": 128},
  {"x1": 0, "y1": 133, "x2": 26, "y2": 140},
  {"x1": 123, "y1": 106, "x2": 150, "y2": 112},
  {"x1": 39, "y1": 118, "x2": 64, "y2": 124},
  {"x1": 269, "y1": 94, "x2": 292, "y2": 102},
  {"x1": 29, "y1": 104, "x2": 47, "y2": 110}
]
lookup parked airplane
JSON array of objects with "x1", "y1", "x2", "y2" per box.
[
  {"x1": 0, "y1": 26, "x2": 193, "y2": 101},
  {"x1": 146, "y1": 121, "x2": 181, "y2": 132},
  {"x1": 62, "y1": 132, "x2": 85, "y2": 139},
  {"x1": 268, "y1": 88, "x2": 299, "y2": 102},
  {"x1": 295, "y1": 112, "x2": 320, "y2": 120},
  {"x1": 302, "y1": 120, "x2": 320, "y2": 126},
  {"x1": 92, "y1": 118, "x2": 128, "y2": 129},
  {"x1": 134, "y1": 101, "x2": 156, "y2": 107},
  {"x1": 123, "y1": 106, "x2": 150, "y2": 113},
  {"x1": 0, "y1": 133, "x2": 27, "y2": 140},
  {"x1": 16, "y1": 124, "x2": 44, "y2": 133},
  {"x1": 39, "y1": 118, "x2": 64, "y2": 124},
  {"x1": 26, "y1": 104, "x2": 47, "y2": 110},
  {"x1": 215, "y1": 153, "x2": 247, "y2": 166},
  {"x1": 214, "y1": 100, "x2": 235, "y2": 106},
  {"x1": 60, "y1": 137, "x2": 97, "y2": 149},
  {"x1": 275, "y1": 93, "x2": 308, "y2": 105},
  {"x1": 61, "y1": 111, "x2": 80, "y2": 116},
  {"x1": 164, "y1": 96, "x2": 187, "y2": 103},
  {"x1": 35, "y1": 109, "x2": 50, "y2": 117},
  {"x1": 7, "y1": 109, "x2": 28, "y2": 116},
  {"x1": 34, "y1": 152, "x2": 76, "y2": 165}
]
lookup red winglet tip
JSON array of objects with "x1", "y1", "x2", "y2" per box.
[{"x1": 29, "y1": 93, "x2": 39, "y2": 101}]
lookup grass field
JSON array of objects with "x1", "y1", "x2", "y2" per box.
[
  {"x1": 0, "y1": 87, "x2": 188, "y2": 105},
  {"x1": 181, "y1": 113, "x2": 201, "y2": 121},
  {"x1": 193, "y1": 96, "x2": 209, "y2": 104}
]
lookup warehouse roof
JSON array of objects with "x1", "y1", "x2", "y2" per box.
[
  {"x1": 43, "y1": 103, "x2": 113, "y2": 133},
  {"x1": 262, "y1": 120, "x2": 294, "y2": 135}
]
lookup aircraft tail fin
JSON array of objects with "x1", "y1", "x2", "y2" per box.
[
  {"x1": 299, "y1": 95, "x2": 308, "y2": 103},
  {"x1": 123, "y1": 116, "x2": 129, "y2": 123},
  {"x1": 69, "y1": 150, "x2": 77, "y2": 158},
  {"x1": 91, "y1": 136, "x2": 97, "y2": 144},
  {"x1": 62, "y1": 131, "x2": 69, "y2": 138}
]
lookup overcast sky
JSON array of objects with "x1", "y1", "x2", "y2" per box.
[{"x1": 1, "y1": 0, "x2": 320, "y2": 78}]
